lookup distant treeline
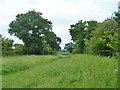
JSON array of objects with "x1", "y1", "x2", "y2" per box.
[
  {"x1": 64, "y1": 12, "x2": 119, "y2": 58},
  {"x1": 1, "y1": 10, "x2": 120, "y2": 57}
]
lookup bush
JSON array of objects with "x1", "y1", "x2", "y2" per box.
[
  {"x1": 2, "y1": 37, "x2": 14, "y2": 56},
  {"x1": 84, "y1": 19, "x2": 118, "y2": 57}
]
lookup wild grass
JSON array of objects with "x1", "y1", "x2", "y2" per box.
[{"x1": 2, "y1": 54, "x2": 118, "y2": 88}]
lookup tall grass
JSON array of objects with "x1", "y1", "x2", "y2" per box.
[{"x1": 2, "y1": 54, "x2": 118, "y2": 88}]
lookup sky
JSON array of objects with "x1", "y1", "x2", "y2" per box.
[{"x1": 0, "y1": 0, "x2": 119, "y2": 49}]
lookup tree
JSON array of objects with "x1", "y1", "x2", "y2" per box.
[
  {"x1": 2, "y1": 36, "x2": 14, "y2": 56},
  {"x1": 69, "y1": 20, "x2": 86, "y2": 42},
  {"x1": 8, "y1": 10, "x2": 61, "y2": 55},
  {"x1": 0, "y1": 34, "x2": 2, "y2": 57},
  {"x1": 12, "y1": 43, "x2": 24, "y2": 55},
  {"x1": 64, "y1": 42, "x2": 75, "y2": 53},
  {"x1": 69, "y1": 20, "x2": 97, "y2": 54},
  {"x1": 85, "y1": 20, "x2": 98, "y2": 40},
  {"x1": 44, "y1": 31, "x2": 61, "y2": 51},
  {"x1": 115, "y1": 11, "x2": 120, "y2": 54},
  {"x1": 69, "y1": 20, "x2": 86, "y2": 53},
  {"x1": 114, "y1": 8, "x2": 120, "y2": 88},
  {"x1": 84, "y1": 19, "x2": 118, "y2": 56}
]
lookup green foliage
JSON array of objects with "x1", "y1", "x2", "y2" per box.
[
  {"x1": 115, "y1": 11, "x2": 120, "y2": 56},
  {"x1": 85, "y1": 20, "x2": 98, "y2": 40},
  {"x1": 0, "y1": 34, "x2": 2, "y2": 57},
  {"x1": 115, "y1": 11, "x2": 120, "y2": 24},
  {"x1": 69, "y1": 20, "x2": 86, "y2": 53},
  {"x1": 2, "y1": 37, "x2": 14, "y2": 56},
  {"x1": 69, "y1": 20, "x2": 97, "y2": 54},
  {"x1": 2, "y1": 54, "x2": 118, "y2": 88},
  {"x1": 84, "y1": 19, "x2": 118, "y2": 56},
  {"x1": 69, "y1": 20, "x2": 86, "y2": 42},
  {"x1": 41, "y1": 39, "x2": 53, "y2": 55},
  {"x1": 12, "y1": 44, "x2": 24, "y2": 55},
  {"x1": 44, "y1": 31, "x2": 61, "y2": 51},
  {"x1": 64, "y1": 42, "x2": 75, "y2": 53},
  {"x1": 8, "y1": 10, "x2": 61, "y2": 55}
]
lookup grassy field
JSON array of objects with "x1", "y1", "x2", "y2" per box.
[{"x1": 2, "y1": 54, "x2": 118, "y2": 88}]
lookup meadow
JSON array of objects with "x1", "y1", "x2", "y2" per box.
[{"x1": 2, "y1": 54, "x2": 118, "y2": 88}]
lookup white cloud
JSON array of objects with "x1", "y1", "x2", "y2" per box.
[
  {"x1": 53, "y1": 24, "x2": 71, "y2": 48},
  {"x1": 0, "y1": 0, "x2": 118, "y2": 49}
]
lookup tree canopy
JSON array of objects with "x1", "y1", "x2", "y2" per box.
[
  {"x1": 64, "y1": 42, "x2": 75, "y2": 53},
  {"x1": 8, "y1": 10, "x2": 61, "y2": 55},
  {"x1": 84, "y1": 19, "x2": 118, "y2": 56},
  {"x1": 2, "y1": 36, "x2": 14, "y2": 56},
  {"x1": 69, "y1": 20, "x2": 98, "y2": 54}
]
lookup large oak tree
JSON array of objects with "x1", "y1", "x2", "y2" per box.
[{"x1": 8, "y1": 10, "x2": 61, "y2": 55}]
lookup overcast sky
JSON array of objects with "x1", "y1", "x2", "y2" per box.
[{"x1": 0, "y1": 0, "x2": 119, "y2": 49}]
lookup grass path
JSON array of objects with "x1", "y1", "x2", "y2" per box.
[{"x1": 2, "y1": 54, "x2": 118, "y2": 88}]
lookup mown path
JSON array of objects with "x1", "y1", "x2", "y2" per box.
[{"x1": 59, "y1": 55, "x2": 68, "y2": 57}]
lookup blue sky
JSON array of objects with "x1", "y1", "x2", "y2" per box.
[{"x1": 0, "y1": 0, "x2": 119, "y2": 49}]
